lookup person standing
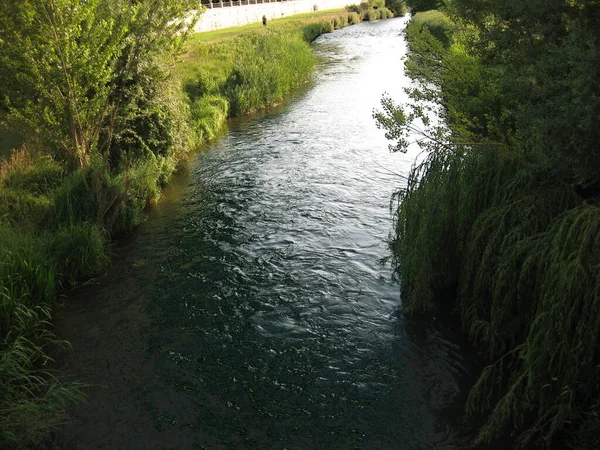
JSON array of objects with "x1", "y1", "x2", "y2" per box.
[{"x1": 262, "y1": 15, "x2": 267, "y2": 26}]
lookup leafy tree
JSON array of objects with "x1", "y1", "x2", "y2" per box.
[
  {"x1": 0, "y1": 0, "x2": 129, "y2": 168},
  {"x1": 0, "y1": 0, "x2": 200, "y2": 169}
]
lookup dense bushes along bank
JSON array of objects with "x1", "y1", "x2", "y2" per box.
[
  {"x1": 0, "y1": 3, "x2": 399, "y2": 447},
  {"x1": 376, "y1": 1, "x2": 600, "y2": 448}
]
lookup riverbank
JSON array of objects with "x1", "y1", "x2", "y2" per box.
[
  {"x1": 377, "y1": 3, "x2": 600, "y2": 448},
  {"x1": 0, "y1": 7, "x2": 383, "y2": 447}
]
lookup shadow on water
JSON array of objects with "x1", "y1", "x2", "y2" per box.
[{"x1": 54, "y1": 18, "x2": 499, "y2": 449}]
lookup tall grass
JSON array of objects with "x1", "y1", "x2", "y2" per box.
[
  {"x1": 0, "y1": 222, "x2": 86, "y2": 448},
  {"x1": 225, "y1": 32, "x2": 316, "y2": 115},
  {"x1": 388, "y1": 8, "x2": 600, "y2": 448}
]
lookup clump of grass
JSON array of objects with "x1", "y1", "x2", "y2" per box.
[
  {"x1": 348, "y1": 12, "x2": 361, "y2": 24},
  {"x1": 0, "y1": 223, "x2": 84, "y2": 449},
  {"x1": 190, "y1": 95, "x2": 229, "y2": 143},
  {"x1": 223, "y1": 31, "x2": 316, "y2": 115},
  {"x1": 44, "y1": 223, "x2": 109, "y2": 286},
  {"x1": 1, "y1": 150, "x2": 65, "y2": 194}
]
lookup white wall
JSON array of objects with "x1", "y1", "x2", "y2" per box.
[{"x1": 194, "y1": 0, "x2": 350, "y2": 32}]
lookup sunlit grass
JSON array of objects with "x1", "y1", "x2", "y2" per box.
[{"x1": 187, "y1": 8, "x2": 346, "y2": 44}]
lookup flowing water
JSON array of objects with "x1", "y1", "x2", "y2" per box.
[{"x1": 55, "y1": 18, "x2": 479, "y2": 449}]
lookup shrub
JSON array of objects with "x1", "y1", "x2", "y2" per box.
[
  {"x1": 362, "y1": 8, "x2": 380, "y2": 20},
  {"x1": 225, "y1": 32, "x2": 316, "y2": 116},
  {"x1": 386, "y1": 0, "x2": 407, "y2": 16},
  {"x1": 380, "y1": 7, "x2": 394, "y2": 18},
  {"x1": 408, "y1": 10, "x2": 455, "y2": 49},
  {"x1": 320, "y1": 20, "x2": 335, "y2": 33},
  {"x1": 345, "y1": 4, "x2": 361, "y2": 13},
  {"x1": 348, "y1": 12, "x2": 361, "y2": 24},
  {"x1": 0, "y1": 189, "x2": 52, "y2": 227}
]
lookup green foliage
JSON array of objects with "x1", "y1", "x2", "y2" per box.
[
  {"x1": 369, "y1": 0, "x2": 386, "y2": 9},
  {"x1": 380, "y1": 7, "x2": 395, "y2": 18},
  {"x1": 223, "y1": 32, "x2": 316, "y2": 116},
  {"x1": 0, "y1": 0, "x2": 127, "y2": 167},
  {"x1": 0, "y1": 0, "x2": 199, "y2": 169},
  {"x1": 377, "y1": 2, "x2": 600, "y2": 447},
  {"x1": 0, "y1": 189, "x2": 53, "y2": 227},
  {"x1": 406, "y1": 10, "x2": 454, "y2": 49},
  {"x1": 1, "y1": 155, "x2": 65, "y2": 195},
  {"x1": 406, "y1": 0, "x2": 443, "y2": 13},
  {"x1": 362, "y1": 8, "x2": 379, "y2": 20},
  {"x1": 345, "y1": 4, "x2": 362, "y2": 13},
  {"x1": 347, "y1": 12, "x2": 361, "y2": 24},
  {"x1": 0, "y1": 224, "x2": 84, "y2": 449},
  {"x1": 190, "y1": 95, "x2": 229, "y2": 143},
  {"x1": 447, "y1": 0, "x2": 600, "y2": 188},
  {"x1": 386, "y1": 0, "x2": 408, "y2": 16},
  {"x1": 44, "y1": 223, "x2": 108, "y2": 285},
  {"x1": 319, "y1": 20, "x2": 335, "y2": 33}
]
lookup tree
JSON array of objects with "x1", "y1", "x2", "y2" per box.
[
  {"x1": 0, "y1": 0, "x2": 128, "y2": 168},
  {"x1": 0, "y1": 0, "x2": 200, "y2": 169}
]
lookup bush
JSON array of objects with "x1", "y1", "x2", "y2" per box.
[
  {"x1": 345, "y1": 4, "x2": 361, "y2": 13},
  {"x1": 348, "y1": 11, "x2": 361, "y2": 24},
  {"x1": 320, "y1": 20, "x2": 335, "y2": 33},
  {"x1": 369, "y1": 0, "x2": 385, "y2": 8},
  {"x1": 408, "y1": 10, "x2": 455, "y2": 48},
  {"x1": 386, "y1": 0, "x2": 407, "y2": 16},
  {"x1": 225, "y1": 32, "x2": 316, "y2": 116},
  {"x1": 362, "y1": 8, "x2": 380, "y2": 20},
  {"x1": 380, "y1": 7, "x2": 394, "y2": 18},
  {"x1": 0, "y1": 188, "x2": 52, "y2": 227}
]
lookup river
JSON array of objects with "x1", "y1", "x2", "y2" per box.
[{"x1": 55, "y1": 17, "x2": 478, "y2": 449}]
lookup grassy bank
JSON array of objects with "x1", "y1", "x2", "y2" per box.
[
  {"x1": 376, "y1": 3, "x2": 600, "y2": 449},
  {"x1": 0, "y1": 5, "x2": 379, "y2": 448}
]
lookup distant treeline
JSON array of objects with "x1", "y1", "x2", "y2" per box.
[{"x1": 376, "y1": 0, "x2": 600, "y2": 448}]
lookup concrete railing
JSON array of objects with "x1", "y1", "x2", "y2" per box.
[
  {"x1": 194, "y1": 0, "x2": 351, "y2": 32},
  {"x1": 202, "y1": 0, "x2": 295, "y2": 8}
]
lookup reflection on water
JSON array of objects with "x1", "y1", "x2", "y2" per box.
[{"x1": 56, "y1": 18, "x2": 478, "y2": 449}]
